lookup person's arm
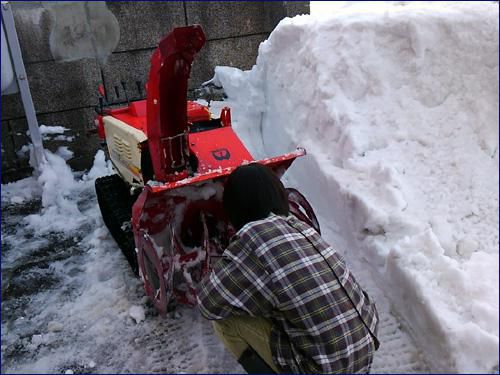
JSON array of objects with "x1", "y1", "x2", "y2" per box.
[{"x1": 197, "y1": 234, "x2": 276, "y2": 320}]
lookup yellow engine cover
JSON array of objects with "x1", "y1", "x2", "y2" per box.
[{"x1": 103, "y1": 116, "x2": 147, "y2": 186}]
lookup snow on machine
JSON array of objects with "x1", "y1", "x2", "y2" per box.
[{"x1": 94, "y1": 25, "x2": 320, "y2": 316}]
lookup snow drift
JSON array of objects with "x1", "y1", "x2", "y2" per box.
[{"x1": 213, "y1": 2, "x2": 499, "y2": 372}]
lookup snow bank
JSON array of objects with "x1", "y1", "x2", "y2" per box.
[{"x1": 214, "y1": 2, "x2": 499, "y2": 372}]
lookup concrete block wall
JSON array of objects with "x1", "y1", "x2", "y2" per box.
[{"x1": 1, "y1": 1, "x2": 309, "y2": 183}]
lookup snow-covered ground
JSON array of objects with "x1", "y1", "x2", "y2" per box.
[
  {"x1": 2, "y1": 151, "x2": 243, "y2": 373},
  {"x1": 1, "y1": 151, "x2": 425, "y2": 373},
  {"x1": 1, "y1": 1, "x2": 498, "y2": 373}
]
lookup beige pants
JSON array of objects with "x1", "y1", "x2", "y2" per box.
[{"x1": 212, "y1": 316, "x2": 280, "y2": 373}]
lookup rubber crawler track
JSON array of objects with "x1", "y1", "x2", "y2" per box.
[{"x1": 95, "y1": 174, "x2": 139, "y2": 275}]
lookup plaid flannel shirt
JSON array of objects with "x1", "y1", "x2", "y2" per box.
[{"x1": 198, "y1": 214, "x2": 379, "y2": 374}]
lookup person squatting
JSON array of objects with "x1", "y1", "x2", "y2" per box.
[{"x1": 197, "y1": 163, "x2": 379, "y2": 374}]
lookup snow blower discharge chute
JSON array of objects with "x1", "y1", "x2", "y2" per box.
[{"x1": 94, "y1": 25, "x2": 320, "y2": 316}]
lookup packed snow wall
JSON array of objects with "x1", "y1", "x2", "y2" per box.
[{"x1": 213, "y1": 2, "x2": 499, "y2": 373}]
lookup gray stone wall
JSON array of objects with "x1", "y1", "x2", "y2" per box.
[{"x1": 1, "y1": 1, "x2": 309, "y2": 183}]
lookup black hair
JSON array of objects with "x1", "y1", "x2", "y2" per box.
[{"x1": 223, "y1": 163, "x2": 289, "y2": 231}]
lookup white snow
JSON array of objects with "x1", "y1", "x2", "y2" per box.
[
  {"x1": 56, "y1": 146, "x2": 74, "y2": 161},
  {"x1": 53, "y1": 135, "x2": 75, "y2": 142},
  {"x1": 21, "y1": 150, "x2": 113, "y2": 235},
  {"x1": 30, "y1": 334, "x2": 44, "y2": 348},
  {"x1": 38, "y1": 125, "x2": 68, "y2": 135},
  {"x1": 25, "y1": 124, "x2": 74, "y2": 142},
  {"x1": 129, "y1": 305, "x2": 146, "y2": 324},
  {"x1": 47, "y1": 321, "x2": 64, "y2": 333},
  {"x1": 1, "y1": 150, "x2": 242, "y2": 373},
  {"x1": 213, "y1": 2, "x2": 499, "y2": 372},
  {"x1": 2, "y1": 175, "x2": 41, "y2": 204},
  {"x1": 16, "y1": 144, "x2": 31, "y2": 159},
  {"x1": 1, "y1": 2, "x2": 498, "y2": 373}
]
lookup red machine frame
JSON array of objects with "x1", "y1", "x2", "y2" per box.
[{"x1": 96, "y1": 25, "x2": 320, "y2": 315}]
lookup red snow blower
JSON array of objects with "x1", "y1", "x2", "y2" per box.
[{"x1": 94, "y1": 25, "x2": 320, "y2": 316}]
